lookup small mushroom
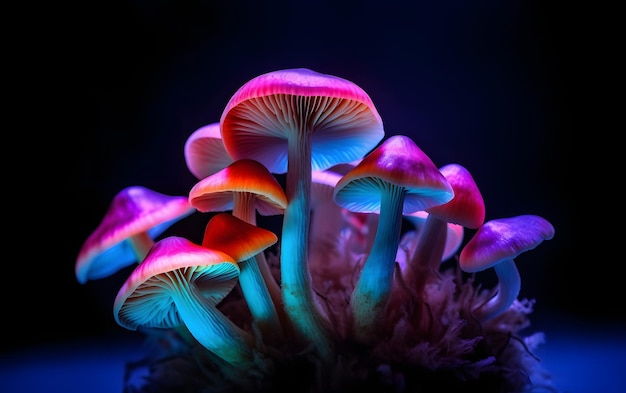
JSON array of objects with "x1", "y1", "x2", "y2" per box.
[
  {"x1": 75, "y1": 186, "x2": 195, "y2": 284},
  {"x1": 202, "y1": 213, "x2": 282, "y2": 342},
  {"x1": 184, "y1": 122, "x2": 234, "y2": 180},
  {"x1": 459, "y1": 214, "x2": 555, "y2": 322},
  {"x1": 188, "y1": 158, "x2": 288, "y2": 330},
  {"x1": 403, "y1": 163, "x2": 485, "y2": 293},
  {"x1": 333, "y1": 135, "x2": 454, "y2": 341},
  {"x1": 113, "y1": 236, "x2": 254, "y2": 366}
]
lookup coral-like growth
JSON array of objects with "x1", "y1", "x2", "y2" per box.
[{"x1": 77, "y1": 68, "x2": 556, "y2": 393}]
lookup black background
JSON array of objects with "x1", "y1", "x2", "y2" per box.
[{"x1": 7, "y1": 0, "x2": 616, "y2": 353}]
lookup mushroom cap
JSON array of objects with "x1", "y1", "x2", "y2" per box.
[
  {"x1": 188, "y1": 158, "x2": 287, "y2": 216},
  {"x1": 220, "y1": 68, "x2": 385, "y2": 173},
  {"x1": 202, "y1": 213, "x2": 278, "y2": 262},
  {"x1": 333, "y1": 135, "x2": 454, "y2": 214},
  {"x1": 459, "y1": 214, "x2": 555, "y2": 273},
  {"x1": 426, "y1": 163, "x2": 486, "y2": 228},
  {"x1": 75, "y1": 186, "x2": 195, "y2": 284},
  {"x1": 184, "y1": 122, "x2": 234, "y2": 180},
  {"x1": 113, "y1": 236, "x2": 240, "y2": 330}
]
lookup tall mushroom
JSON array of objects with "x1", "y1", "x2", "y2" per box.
[
  {"x1": 220, "y1": 68, "x2": 385, "y2": 361},
  {"x1": 113, "y1": 236, "x2": 255, "y2": 367},
  {"x1": 188, "y1": 158, "x2": 288, "y2": 330},
  {"x1": 459, "y1": 214, "x2": 555, "y2": 322},
  {"x1": 202, "y1": 213, "x2": 282, "y2": 343},
  {"x1": 333, "y1": 135, "x2": 454, "y2": 341},
  {"x1": 75, "y1": 186, "x2": 195, "y2": 284},
  {"x1": 184, "y1": 122, "x2": 234, "y2": 180}
]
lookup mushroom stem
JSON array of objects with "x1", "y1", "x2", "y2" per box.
[
  {"x1": 405, "y1": 216, "x2": 448, "y2": 292},
  {"x1": 173, "y1": 272, "x2": 255, "y2": 367},
  {"x1": 350, "y1": 184, "x2": 405, "y2": 341},
  {"x1": 238, "y1": 255, "x2": 283, "y2": 343},
  {"x1": 232, "y1": 192, "x2": 291, "y2": 335},
  {"x1": 281, "y1": 134, "x2": 334, "y2": 362},
  {"x1": 475, "y1": 259, "x2": 521, "y2": 321},
  {"x1": 128, "y1": 232, "x2": 154, "y2": 261}
]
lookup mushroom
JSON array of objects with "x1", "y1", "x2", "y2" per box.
[
  {"x1": 113, "y1": 236, "x2": 255, "y2": 367},
  {"x1": 333, "y1": 135, "x2": 454, "y2": 341},
  {"x1": 202, "y1": 213, "x2": 282, "y2": 342},
  {"x1": 220, "y1": 68, "x2": 385, "y2": 359},
  {"x1": 188, "y1": 158, "x2": 288, "y2": 330},
  {"x1": 75, "y1": 185, "x2": 195, "y2": 284},
  {"x1": 404, "y1": 163, "x2": 485, "y2": 291},
  {"x1": 184, "y1": 122, "x2": 234, "y2": 180},
  {"x1": 459, "y1": 214, "x2": 555, "y2": 322}
]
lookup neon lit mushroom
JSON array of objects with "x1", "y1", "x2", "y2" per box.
[
  {"x1": 184, "y1": 122, "x2": 234, "y2": 180},
  {"x1": 113, "y1": 236, "x2": 254, "y2": 367},
  {"x1": 188, "y1": 158, "x2": 288, "y2": 330},
  {"x1": 220, "y1": 68, "x2": 385, "y2": 360},
  {"x1": 404, "y1": 163, "x2": 485, "y2": 291},
  {"x1": 202, "y1": 213, "x2": 282, "y2": 342},
  {"x1": 75, "y1": 186, "x2": 195, "y2": 284},
  {"x1": 459, "y1": 214, "x2": 555, "y2": 321},
  {"x1": 333, "y1": 135, "x2": 454, "y2": 341}
]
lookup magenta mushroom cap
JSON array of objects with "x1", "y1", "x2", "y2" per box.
[
  {"x1": 75, "y1": 186, "x2": 196, "y2": 284},
  {"x1": 426, "y1": 163, "x2": 486, "y2": 228},
  {"x1": 333, "y1": 135, "x2": 454, "y2": 214},
  {"x1": 459, "y1": 214, "x2": 555, "y2": 273},
  {"x1": 220, "y1": 68, "x2": 385, "y2": 173},
  {"x1": 113, "y1": 236, "x2": 240, "y2": 331}
]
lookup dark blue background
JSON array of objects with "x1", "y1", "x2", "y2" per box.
[{"x1": 5, "y1": 1, "x2": 619, "y2": 391}]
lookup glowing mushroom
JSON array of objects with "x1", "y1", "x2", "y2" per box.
[
  {"x1": 184, "y1": 122, "x2": 234, "y2": 180},
  {"x1": 220, "y1": 68, "x2": 385, "y2": 360},
  {"x1": 113, "y1": 236, "x2": 254, "y2": 367},
  {"x1": 404, "y1": 163, "x2": 485, "y2": 290},
  {"x1": 459, "y1": 214, "x2": 555, "y2": 322},
  {"x1": 333, "y1": 135, "x2": 454, "y2": 341},
  {"x1": 188, "y1": 158, "x2": 288, "y2": 329},
  {"x1": 202, "y1": 213, "x2": 282, "y2": 342},
  {"x1": 75, "y1": 186, "x2": 195, "y2": 284}
]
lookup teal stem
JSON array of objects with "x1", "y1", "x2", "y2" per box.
[
  {"x1": 238, "y1": 256, "x2": 283, "y2": 343},
  {"x1": 172, "y1": 271, "x2": 255, "y2": 367},
  {"x1": 350, "y1": 184, "x2": 405, "y2": 342},
  {"x1": 475, "y1": 259, "x2": 520, "y2": 322},
  {"x1": 232, "y1": 193, "x2": 289, "y2": 335},
  {"x1": 281, "y1": 133, "x2": 334, "y2": 362}
]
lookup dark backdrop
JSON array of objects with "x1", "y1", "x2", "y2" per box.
[{"x1": 8, "y1": 0, "x2": 613, "y2": 353}]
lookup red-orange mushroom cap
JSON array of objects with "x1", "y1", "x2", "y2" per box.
[
  {"x1": 459, "y1": 214, "x2": 555, "y2": 321},
  {"x1": 113, "y1": 236, "x2": 254, "y2": 366},
  {"x1": 188, "y1": 158, "x2": 287, "y2": 221},
  {"x1": 184, "y1": 122, "x2": 234, "y2": 180},
  {"x1": 75, "y1": 186, "x2": 195, "y2": 284}
]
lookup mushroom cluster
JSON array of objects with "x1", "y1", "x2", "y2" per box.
[{"x1": 77, "y1": 68, "x2": 555, "y2": 393}]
